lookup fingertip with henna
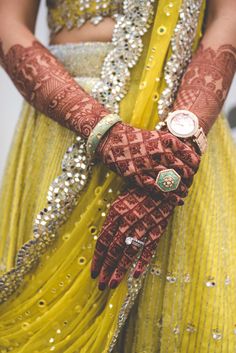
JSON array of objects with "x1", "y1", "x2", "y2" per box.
[
  {"x1": 98, "y1": 282, "x2": 106, "y2": 291},
  {"x1": 91, "y1": 271, "x2": 99, "y2": 279}
]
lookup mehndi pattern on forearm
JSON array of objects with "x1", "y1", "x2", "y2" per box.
[
  {"x1": 173, "y1": 43, "x2": 236, "y2": 134},
  {"x1": 0, "y1": 40, "x2": 108, "y2": 138}
]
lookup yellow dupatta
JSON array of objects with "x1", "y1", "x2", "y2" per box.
[{"x1": 6, "y1": 1, "x2": 236, "y2": 353}]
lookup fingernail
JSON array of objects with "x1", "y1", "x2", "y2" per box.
[
  {"x1": 133, "y1": 271, "x2": 141, "y2": 278},
  {"x1": 98, "y1": 282, "x2": 106, "y2": 291},
  {"x1": 109, "y1": 279, "x2": 118, "y2": 289},
  {"x1": 91, "y1": 271, "x2": 99, "y2": 279}
]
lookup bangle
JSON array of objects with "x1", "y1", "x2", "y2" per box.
[{"x1": 86, "y1": 113, "x2": 122, "y2": 160}]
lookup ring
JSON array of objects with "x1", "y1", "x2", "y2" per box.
[
  {"x1": 125, "y1": 236, "x2": 145, "y2": 248},
  {"x1": 155, "y1": 168, "x2": 181, "y2": 192}
]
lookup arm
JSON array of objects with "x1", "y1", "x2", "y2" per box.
[
  {"x1": 0, "y1": 0, "x2": 109, "y2": 138},
  {"x1": 173, "y1": 0, "x2": 236, "y2": 135}
]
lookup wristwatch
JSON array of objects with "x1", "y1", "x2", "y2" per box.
[{"x1": 156, "y1": 110, "x2": 207, "y2": 155}]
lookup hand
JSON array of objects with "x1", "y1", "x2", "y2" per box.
[
  {"x1": 90, "y1": 185, "x2": 183, "y2": 290},
  {"x1": 97, "y1": 122, "x2": 200, "y2": 198}
]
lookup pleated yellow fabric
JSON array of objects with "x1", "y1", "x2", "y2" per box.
[{"x1": 0, "y1": 0, "x2": 236, "y2": 352}]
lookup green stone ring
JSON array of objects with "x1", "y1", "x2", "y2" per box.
[{"x1": 155, "y1": 169, "x2": 181, "y2": 193}]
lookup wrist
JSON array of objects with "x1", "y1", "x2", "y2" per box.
[
  {"x1": 156, "y1": 109, "x2": 207, "y2": 155},
  {"x1": 96, "y1": 121, "x2": 124, "y2": 158},
  {"x1": 86, "y1": 114, "x2": 122, "y2": 161}
]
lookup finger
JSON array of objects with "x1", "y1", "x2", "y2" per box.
[
  {"x1": 97, "y1": 230, "x2": 128, "y2": 290},
  {"x1": 156, "y1": 151, "x2": 196, "y2": 180},
  {"x1": 138, "y1": 173, "x2": 188, "y2": 203},
  {"x1": 133, "y1": 209, "x2": 174, "y2": 278},
  {"x1": 133, "y1": 241, "x2": 157, "y2": 278},
  {"x1": 181, "y1": 175, "x2": 194, "y2": 188},
  {"x1": 174, "y1": 181, "x2": 188, "y2": 198},
  {"x1": 90, "y1": 218, "x2": 120, "y2": 278},
  {"x1": 160, "y1": 131, "x2": 201, "y2": 171},
  {"x1": 107, "y1": 241, "x2": 141, "y2": 289},
  {"x1": 174, "y1": 145, "x2": 201, "y2": 172},
  {"x1": 136, "y1": 174, "x2": 168, "y2": 200}
]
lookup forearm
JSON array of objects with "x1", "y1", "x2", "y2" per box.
[
  {"x1": 173, "y1": 13, "x2": 236, "y2": 135},
  {"x1": 0, "y1": 22, "x2": 109, "y2": 138}
]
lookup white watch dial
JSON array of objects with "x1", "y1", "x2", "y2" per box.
[{"x1": 166, "y1": 110, "x2": 199, "y2": 138}]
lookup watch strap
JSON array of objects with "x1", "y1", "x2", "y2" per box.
[{"x1": 193, "y1": 127, "x2": 207, "y2": 155}]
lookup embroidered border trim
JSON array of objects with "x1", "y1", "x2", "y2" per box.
[
  {"x1": 91, "y1": 0, "x2": 155, "y2": 113},
  {"x1": 0, "y1": 136, "x2": 91, "y2": 304},
  {"x1": 158, "y1": 0, "x2": 203, "y2": 121}
]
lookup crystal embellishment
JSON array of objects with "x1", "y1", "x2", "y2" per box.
[
  {"x1": 166, "y1": 272, "x2": 177, "y2": 283},
  {"x1": 212, "y1": 329, "x2": 222, "y2": 341},
  {"x1": 158, "y1": 0, "x2": 203, "y2": 120},
  {"x1": 0, "y1": 136, "x2": 91, "y2": 304},
  {"x1": 173, "y1": 325, "x2": 180, "y2": 334},
  {"x1": 108, "y1": 254, "x2": 150, "y2": 353},
  {"x1": 205, "y1": 277, "x2": 216, "y2": 287},
  {"x1": 92, "y1": 0, "x2": 155, "y2": 113},
  {"x1": 47, "y1": 0, "x2": 124, "y2": 34},
  {"x1": 186, "y1": 323, "x2": 196, "y2": 333},
  {"x1": 125, "y1": 237, "x2": 133, "y2": 245}
]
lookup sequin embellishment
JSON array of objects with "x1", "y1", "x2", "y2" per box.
[
  {"x1": 158, "y1": 0, "x2": 203, "y2": 120},
  {"x1": 0, "y1": 136, "x2": 91, "y2": 303},
  {"x1": 47, "y1": 0, "x2": 124, "y2": 34},
  {"x1": 108, "y1": 254, "x2": 151, "y2": 353},
  {"x1": 91, "y1": 0, "x2": 155, "y2": 113}
]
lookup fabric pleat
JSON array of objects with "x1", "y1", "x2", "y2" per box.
[{"x1": 0, "y1": 0, "x2": 236, "y2": 352}]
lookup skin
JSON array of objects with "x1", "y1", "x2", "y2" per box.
[
  {"x1": 0, "y1": 0, "x2": 236, "y2": 50},
  {"x1": 0, "y1": 0, "x2": 236, "y2": 292}
]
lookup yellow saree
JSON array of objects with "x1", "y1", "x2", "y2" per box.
[{"x1": 0, "y1": 1, "x2": 236, "y2": 352}]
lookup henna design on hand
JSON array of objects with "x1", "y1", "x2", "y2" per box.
[
  {"x1": 90, "y1": 186, "x2": 184, "y2": 290},
  {"x1": 174, "y1": 44, "x2": 236, "y2": 135},
  {"x1": 97, "y1": 122, "x2": 200, "y2": 197},
  {"x1": 0, "y1": 40, "x2": 109, "y2": 138}
]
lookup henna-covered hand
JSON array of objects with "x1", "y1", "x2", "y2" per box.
[
  {"x1": 90, "y1": 186, "x2": 185, "y2": 290},
  {"x1": 173, "y1": 43, "x2": 236, "y2": 135},
  {"x1": 0, "y1": 40, "x2": 109, "y2": 138},
  {"x1": 97, "y1": 122, "x2": 200, "y2": 198}
]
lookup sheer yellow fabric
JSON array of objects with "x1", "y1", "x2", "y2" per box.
[{"x1": 0, "y1": 1, "x2": 236, "y2": 352}]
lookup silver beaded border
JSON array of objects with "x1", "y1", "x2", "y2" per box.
[
  {"x1": 91, "y1": 0, "x2": 155, "y2": 113},
  {"x1": 107, "y1": 256, "x2": 151, "y2": 353},
  {"x1": 158, "y1": 0, "x2": 203, "y2": 121},
  {"x1": 0, "y1": 136, "x2": 91, "y2": 304}
]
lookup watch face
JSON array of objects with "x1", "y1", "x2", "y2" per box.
[{"x1": 166, "y1": 110, "x2": 199, "y2": 138}]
